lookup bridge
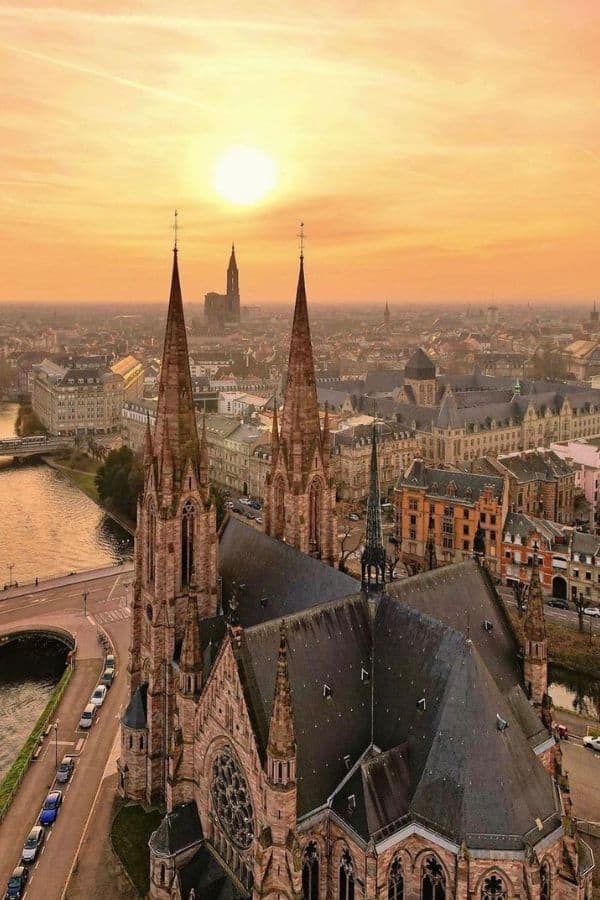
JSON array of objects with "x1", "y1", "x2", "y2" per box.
[{"x1": 0, "y1": 435, "x2": 75, "y2": 458}]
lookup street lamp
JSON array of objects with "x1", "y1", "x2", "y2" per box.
[
  {"x1": 54, "y1": 722, "x2": 58, "y2": 769},
  {"x1": 8, "y1": 562, "x2": 14, "y2": 588},
  {"x1": 82, "y1": 590, "x2": 88, "y2": 617}
]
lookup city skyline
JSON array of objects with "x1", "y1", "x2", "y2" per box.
[{"x1": 2, "y1": 2, "x2": 600, "y2": 305}]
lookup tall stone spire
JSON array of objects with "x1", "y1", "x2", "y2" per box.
[
  {"x1": 361, "y1": 425, "x2": 386, "y2": 591},
  {"x1": 153, "y1": 245, "x2": 199, "y2": 493},
  {"x1": 180, "y1": 589, "x2": 203, "y2": 688},
  {"x1": 523, "y1": 544, "x2": 548, "y2": 704},
  {"x1": 279, "y1": 254, "x2": 321, "y2": 471},
  {"x1": 267, "y1": 621, "x2": 296, "y2": 779},
  {"x1": 226, "y1": 242, "x2": 240, "y2": 321}
]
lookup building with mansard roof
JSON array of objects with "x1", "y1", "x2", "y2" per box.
[{"x1": 119, "y1": 242, "x2": 593, "y2": 900}]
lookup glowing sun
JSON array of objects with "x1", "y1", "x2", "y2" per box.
[{"x1": 213, "y1": 145, "x2": 277, "y2": 206}]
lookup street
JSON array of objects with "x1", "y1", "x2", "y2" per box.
[
  {"x1": 497, "y1": 585, "x2": 600, "y2": 635},
  {"x1": 0, "y1": 567, "x2": 132, "y2": 899}
]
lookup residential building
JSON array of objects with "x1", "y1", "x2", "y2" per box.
[
  {"x1": 204, "y1": 414, "x2": 270, "y2": 497},
  {"x1": 32, "y1": 359, "x2": 123, "y2": 435},
  {"x1": 562, "y1": 340, "x2": 600, "y2": 381},
  {"x1": 395, "y1": 460, "x2": 508, "y2": 574},
  {"x1": 110, "y1": 354, "x2": 144, "y2": 401},
  {"x1": 331, "y1": 421, "x2": 419, "y2": 502},
  {"x1": 217, "y1": 391, "x2": 272, "y2": 418},
  {"x1": 122, "y1": 400, "x2": 157, "y2": 453},
  {"x1": 550, "y1": 438, "x2": 600, "y2": 522},
  {"x1": 472, "y1": 450, "x2": 576, "y2": 524}
]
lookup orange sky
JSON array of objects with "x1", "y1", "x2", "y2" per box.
[{"x1": 1, "y1": 1, "x2": 599, "y2": 304}]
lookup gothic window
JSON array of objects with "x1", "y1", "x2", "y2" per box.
[
  {"x1": 422, "y1": 856, "x2": 445, "y2": 900},
  {"x1": 540, "y1": 863, "x2": 550, "y2": 900},
  {"x1": 482, "y1": 875, "x2": 506, "y2": 900},
  {"x1": 147, "y1": 503, "x2": 156, "y2": 583},
  {"x1": 302, "y1": 841, "x2": 319, "y2": 900},
  {"x1": 388, "y1": 857, "x2": 404, "y2": 900},
  {"x1": 339, "y1": 848, "x2": 355, "y2": 900},
  {"x1": 210, "y1": 749, "x2": 254, "y2": 850},
  {"x1": 181, "y1": 499, "x2": 195, "y2": 587},
  {"x1": 309, "y1": 479, "x2": 323, "y2": 554},
  {"x1": 274, "y1": 476, "x2": 285, "y2": 541}
]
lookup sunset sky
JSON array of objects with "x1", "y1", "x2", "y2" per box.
[{"x1": 1, "y1": 1, "x2": 599, "y2": 304}]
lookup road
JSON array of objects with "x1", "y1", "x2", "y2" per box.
[
  {"x1": 561, "y1": 737, "x2": 600, "y2": 824},
  {"x1": 0, "y1": 567, "x2": 132, "y2": 899},
  {"x1": 497, "y1": 585, "x2": 600, "y2": 635}
]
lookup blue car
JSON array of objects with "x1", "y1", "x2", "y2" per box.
[
  {"x1": 5, "y1": 867, "x2": 28, "y2": 900},
  {"x1": 39, "y1": 789, "x2": 62, "y2": 825}
]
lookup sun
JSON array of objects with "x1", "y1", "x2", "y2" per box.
[{"x1": 213, "y1": 145, "x2": 277, "y2": 206}]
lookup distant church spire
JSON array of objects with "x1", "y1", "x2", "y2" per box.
[{"x1": 361, "y1": 424, "x2": 386, "y2": 591}]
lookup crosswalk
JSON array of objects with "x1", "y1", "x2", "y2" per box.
[{"x1": 95, "y1": 606, "x2": 130, "y2": 624}]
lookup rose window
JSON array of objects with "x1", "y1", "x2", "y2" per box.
[{"x1": 211, "y1": 749, "x2": 254, "y2": 849}]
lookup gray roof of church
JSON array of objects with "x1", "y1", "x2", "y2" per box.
[
  {"x1": 236, "y1": 560, "x2": 556, "y2": 849},
  {"x1": 219, "y1": 516, "x2": 360, "y2": 628},
  {"x1": 178, "y1": 845, "x2": 248, "y2": 900},
  {"x1": 404, "y1": 348, "x2": 436, "y2": 380},
  {"x1": 149, "y1": 800, "x2": 203, "y2": 856},
  {"x1": 121, "y1": 682, "x2": 147, "y2": 730}
]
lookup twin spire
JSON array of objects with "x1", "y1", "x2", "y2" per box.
[{"x1": 361, "y1": 424, "x2": 386, "y2": 590}]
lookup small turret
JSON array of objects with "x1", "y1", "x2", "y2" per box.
[
  {"x1": 523, "y1": 545, "x2": 548, "y2": 705},
  {"x1": 179, "y1": 587, "x2": 202, "y2": 695},
  {"x1": 267, "y1": 621, "x2": 296, "y2": 787},
  {"x1": 361, "y1": 424, "x2": 386, "y2": 591},
  {"x1": 270, "y1": 397, "x2": 280, "y2": 466}
]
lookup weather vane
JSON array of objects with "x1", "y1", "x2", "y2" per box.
[
  {"x1": 298, "y1": 221, "x2": 305, "y2": 258},
  {"x1": 173, "y1": 209, "x2": 179, "y2": 251}
]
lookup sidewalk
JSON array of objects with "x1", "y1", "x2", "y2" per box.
[{"x1": 0, "y1": 563, "x2": 134, "y2": 601}]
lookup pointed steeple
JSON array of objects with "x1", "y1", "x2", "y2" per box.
[
  {"x1": 280, "y1": 252, "x2": 321, "y2": 468},
  {"x1": 143, "y1": 411, "x2": 153, "y2": 471},
  {"x1": 199, "y1": 414, "x2": 209, "y2": 489},
  {"x1": 152, "y1": 240, "x2": 199, "y2": 495},
  {"x1": 270, "y1": 396, "x2": 280, "y2": 463},
  {"x1": 267, "y1": 621, "x2": 296, "y2": 770},
  {"x1": 524, "y1": 546, "x2": 546, "y2": 643},
  {"x1": 228, "y1": 242, "x2": 237, "y2": 270},
  {"x1": 361, "y1": 424, "x2": 386, "y2": 591}
]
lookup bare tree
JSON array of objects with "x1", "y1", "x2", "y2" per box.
[
  {"x1": 385, "y1": 543, "x2": 400, "y2": 582},
  {"x1": 513, "y1": 580, "x2": 528, "y2": 617}
]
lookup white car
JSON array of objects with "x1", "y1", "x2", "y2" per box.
[
  {"x1": 238, "y1": 497, "x2": 251, "y2": 505},
  {"x1": 583, "y1": 735, "x2": 600, "y2": 751},
  {"x1": 583, "y1": 606, "x2": 600, "y2": 618},
  {"x1": 90, "y1": 684, "x2": 108, "y2": 707}
]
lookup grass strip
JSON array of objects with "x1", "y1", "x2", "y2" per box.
[
  {"x1": 111, "y1": 804, "x2": 163, "y2": 896},
  {"x1": 0, "y1": 664, "x2": 73, "y2": 820}
]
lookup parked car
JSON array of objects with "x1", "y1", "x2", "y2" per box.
[
  {"x1": 239, "y1": 497, "x2": 251, "y2": 505},
  {"x1": 250, "y1": 500, "x2": 261, "y2": 510},
  {"x1": 39, "y1": 790, "x2": 62, "y2": 825},
  {"x1": 104, "y1": 654, "x2": 116, "y2": 671},
  {"x1": 4, "y1": 867, "x2": 28, "y2": 899},
  {"x1": 245, "y1": 511, "x2": 254, "y2": 519},
  {"x1": 56, "y1": 755, "x2": 75, "y2": 784},
  {"x1": 583, "y1": 607, "x2": 600, "y2": 618},
  {"x1": 583, "y1": 735, "x2": 600, "y2": 751},
  {"x1": 90, "y1": 685, "x2": 108, "y2": 707},
  {"x1": 79, "y1": 703, "x2": 97, "y2": 729},
  {"x1": 347, "y1": 513, "x2": 360, "y2": 521},
  {"x1": 223, "y1": 489, "x2": 230, "y2": 496},
  {"x1": 100, "y1": 668, "x2": 115, "y2": 688},
  {"x1": 21, "y1": 826, "x2": 45, "y2": 863},
  {"x1": 225, "y1": 500, "x2": 234, "y2": 508},
  {"x1": 256, "y1": 517, "x2": 263, "y2": 525},
  {"x1": 547, "y1": 597, "x2": 569, "y2": 609}
]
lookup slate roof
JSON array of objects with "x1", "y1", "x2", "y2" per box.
[
  {"x1": 149, "y1": 800, "x2": 203, "y2": 856},
  {"x1": 237, "y1": 562, "x2": 556, "y2": 849},
  {"x1": 121, "y1": 682, "x2": 147, "y2": 730},
  {"x1": 494, "y1": 450, "x2": 575, "y2": 483},
  {"x1": 399, "y1": 460, "x2": 505, "y2": 503},
  {"x1": 178, "y1": 845, "x2": 248, "y2": 900},
  {"x1": 218, "y1": 516, "x2": 360, "y2": 628},
  {"x1": 503, "y1": 512, "x2": 568, "y2": 548},
  {"x1": 404, "y1": 348, "x2": 436, "y2": 380}
]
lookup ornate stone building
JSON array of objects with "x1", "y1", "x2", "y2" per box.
[
  {"x1": 263, "y1": 253, "x2": 337, "y2": 566},
  {"x1": 119, "y1": 244, "x2": 593, "y2": 900}
]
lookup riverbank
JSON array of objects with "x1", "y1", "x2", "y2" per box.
[
  {"x1": 509, "y1": 609, "x2": 600, "y2": 679},
  {"x1": 15, "y1": 402, "x2": 45, "y2": 437},
  {"x1": 0, "y1": 663, "x2": 72, "y2": 821}
]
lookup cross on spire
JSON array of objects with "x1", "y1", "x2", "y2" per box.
[
  {"x1": 172, "y1": 209, "x2": 179, "y2": 251},
  {"x1": 297, "y1": 221, "x2": 305, "y2": 259}
]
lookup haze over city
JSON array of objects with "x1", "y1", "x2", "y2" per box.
[{"x1": 2, "y1": 1, "x2": 600, "y2": 305}]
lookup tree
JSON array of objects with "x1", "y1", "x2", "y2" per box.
[
  {"x1": 532, "y1": 344, "x2": 567, "y2": 381},
  {"x1": 210, "y1": 485, "x2": 226, "y2": 530},
  {"x1": 95, "y1": 446, "x2": 143, "y2": 522},
  {"x1": 513, "y1": 580, "x2": 528, "y2": 617}
]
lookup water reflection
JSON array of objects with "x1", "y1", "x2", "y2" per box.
[{"x1": 549, "y1": 664, "x2": 600, "y2": 720}]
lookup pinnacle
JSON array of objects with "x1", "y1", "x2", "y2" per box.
[{"x1": 267, "y1": 621, "x2": 296, "y2": 760}]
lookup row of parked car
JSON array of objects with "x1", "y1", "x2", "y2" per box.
[{"x1": 4, "y1": 654, "x2": 117, "y2": 899}]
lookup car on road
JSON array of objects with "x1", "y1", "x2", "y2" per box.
[
  {"x1": 101, "y1": 668, "x2": 115, "y2": 688},
  {"x1": 4, "y1": 867, "x2": 28, "y2": 899},
  {"x1": 105, "y1": 654, "x2": 116, "y2": 671},
  {"x1": 583, "y1": 607, "x2": 600, "y2": 618},
  {"x1": 91, "y1": 684, "x2": 108, "y2": 707},
  {"x1": 250, "y1": 500, "x2": 261, "y2": 510},
  {"x1": 347, "y1": 513, "x2": 360, "y2": 521},
  {"x1": 256, "y1": 517, "x2": 263, "y2": 525},
  {"x1": 56, "y1": 755, "x2": 75, "y2": 784},
  {"x1": 583, "y1": 735, "x2": 600, "y2": 751},
  {"x1": 225, "y1": 500, "x2": 235, "y2": 508},
  {"x1": 547, "y1": 597, "x2": 569, "y2": 609},
  {"x1": 79, "y1": 703, "x2": 97, "y2": 729},
  {"x1": 245, "y1": 511, "x2": 254, "y2": 519},
  {"x1": 21, "y1": 826, "x2": 45, "y2": 863},
  {"x1": 39, "y1": 790, "x2": 62, "y2": 825}
]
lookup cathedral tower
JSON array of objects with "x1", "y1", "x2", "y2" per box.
[
  {"x1": 119, "y1": 241, "x2": 219, "y2": 805},
  {"x1": 523, "y1": 547, "x2": 548, "y2": 705},
  {"x1": 264, "y1": 251, "x2": 337, "y2": 565},
  {"x1": 227, "y1": 243, "x2": 240, "y2": 322}
]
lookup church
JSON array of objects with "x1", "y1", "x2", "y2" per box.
[{"x1": 118, "y1": 241, "x2": 593, "y2": 900}]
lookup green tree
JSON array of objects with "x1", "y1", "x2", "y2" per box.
[
  {"x1": 95, "y1": 446, "x2": 143, "y2": 522},
  {"x1": 210, "y1": 485, "x2": 226, "y2": 530}
]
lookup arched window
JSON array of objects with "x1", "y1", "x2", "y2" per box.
[
  {"x1": 302, "y1": 841, "x2": 319, "y2": 900},
  {"x1": 540, "y1": 863, "x2": 550, "y2": 900},
  {"x1": 274, "y1": 476, "x2": 285, "y2": 541},
  {"x1": 482, "y1": 875, "x2": 506, "y2": 900},
  {"x1": 309, "y1": 479, "x2": 323, "y2": 555},
  {"x1": 422, "y1": 856, "x2": 445, "y2": 900},
  {"x1": 147, "y1": 504, "x2": 156, "y2": 583},
  {"x1": 181, "y1": 500, "x2": 195, "y2": 587},
  {"x1": 339, "y1": 848, "x2": 355, "y2": 900},
  {"x1": 388, "y1": 856, "x2": 404, "y2": 900}
]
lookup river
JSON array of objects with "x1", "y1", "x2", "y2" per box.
[{"x1": 0, "y1": 403, "x2": 133, "y2": 585}]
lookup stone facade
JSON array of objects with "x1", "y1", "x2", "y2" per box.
[{"x1": 263, "y1": 256, "x2": 337, "y2": 566}]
